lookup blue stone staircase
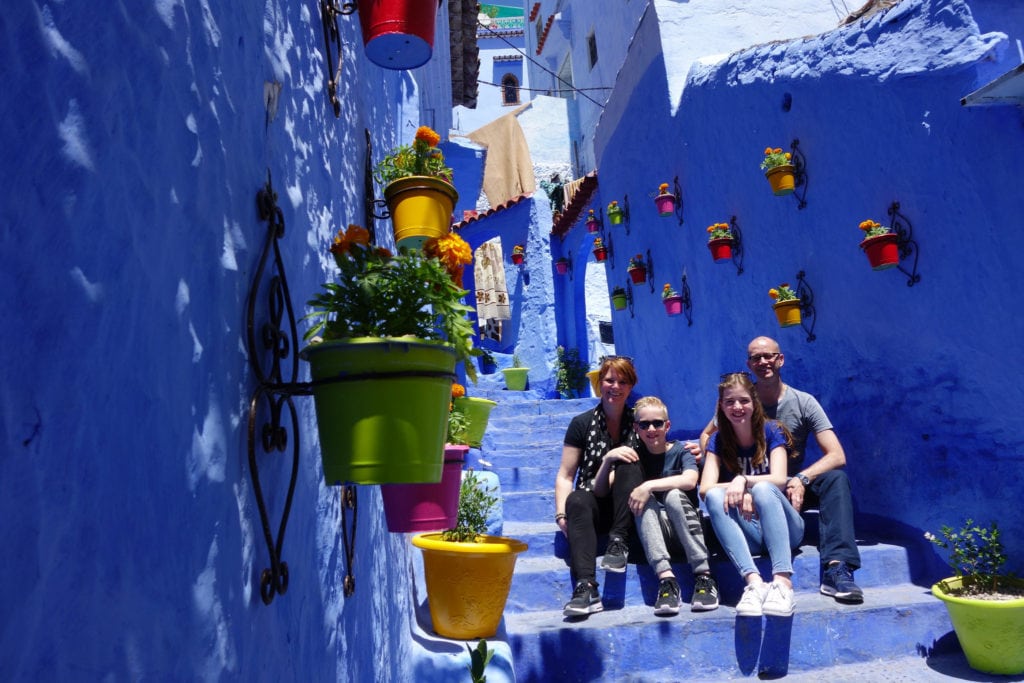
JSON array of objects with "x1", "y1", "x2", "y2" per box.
[{"x1": 467, "y1": 374, "x2": 961, "y2": 681}]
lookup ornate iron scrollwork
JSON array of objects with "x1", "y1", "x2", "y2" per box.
[{"x1": 319, "y1": 1, "x2": 358, "y2": 117}]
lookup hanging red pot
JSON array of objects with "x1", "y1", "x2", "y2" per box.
[
  {"x1": 555, "y1": 259, "x2": 569, "y2": 275},
  {"x1": 628, "y1": 266, "x2": 646, "y2": 284},
  {"x1": 708, "y1": 238, "x2": 734, "y2": 263},
  {"x1": 511, "y1": 252, "x2": 525, "y2": 265},
  {"x1": 593, "y1": 247, "x2": 608, "y2": 262},
  {"x1": 860, "y1": 233, "x2": 900, "y2": 270},
  {"x1": 358, "y1": 0, "x2": 439, "y2": 70}
]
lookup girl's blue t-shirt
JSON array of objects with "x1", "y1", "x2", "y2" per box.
[{"x1": 708, "y1": 421, "x2": 787, "y2": 479}]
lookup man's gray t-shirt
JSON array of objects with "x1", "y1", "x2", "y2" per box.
[{"x1": 763, "y1": 385, "x2": 832, "y2": 474}]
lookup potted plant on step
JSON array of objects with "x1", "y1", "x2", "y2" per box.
[
  {"x1": 653, "y1": 182, "x2": 675, "y2": 216},
  {"x1": 555, "y1": 345, "x2": 589, "y2": 399},
  {"x1": 375, "y1": 125, "x2": 458, "y2": 251},
  {"x1": 662, "y1": 283, "x2": 684, "y2": 316},
  {"x1": 380, "y1": 403, "x2": 470, "y2": 533},
  {"x1": 451, "y1": 382, "x2": 497, "y2": 449},
  {"x1": 501, "y1": 353, "x2": 529, "y2": 391},
  {"x1": 301, "y1": 224, "x2": 477, "y2": 485},
  {"x1": 627, "y1": 254, "x2": 647, "y2": 284},
  {"x1": 592, "y1": 236, "x2": 608, "y2": 262},
  {"x1": 412, "y1": 471, "x2": 528, "y2": 639},
  {"x1": 768, "y1": 282, "x2": 801, "y2": 328},
  {"x1": 927, "y1": 519, "x2": 1024, "y2": 675},
  {"x1": 858, "y1": 219, "x2": 900, "y2": 270},
  {"x1": 706, "y1": 222, "x2": 734, "y2": 263},
  {"x1": 761, "y1": 146, "x2": 795, "y2": 196},
  {"x1": 611, "y1": 285, "x2": 628, "y2": 311}
]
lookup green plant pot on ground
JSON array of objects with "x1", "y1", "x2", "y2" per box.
[
  {"x1": 301, "y1": 337, "x2": 455, "y2": 485},
  {"x1": 501, "y1": 367, "x2": 529, "y2": 391},
  {"x1": 932, "y1": 576, "x2": 1024, "y2": 675}
]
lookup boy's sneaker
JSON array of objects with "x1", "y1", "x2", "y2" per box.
[
  {"x1": 735, "y1": 582, "x2": 769, "y2": 617},
  {"x1": 691, "y1": 573, "x2": 720, "y2": 612},
  {"x1": 563, "y1": 580, "x2": 603, "y2": 617},
  {"x1": 820, "y1": 562, "x2": 864, "y2": 603},
  {"x1": 600, "y1": 538, "x2": 628, "y2": 573},
  {"x1": 654, "y1": 578, "x2": 681, "y2": 616},
  {"x1": 762, "y1": 581, "x2": 796, "y2": 617}
]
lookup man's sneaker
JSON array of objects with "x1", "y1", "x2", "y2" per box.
[
  {"x1": 691, "y1": 573, "x2": 720, "y2": 612},
  {"x1": 600, "y1": 538, "x2": 628, "y2": 573},
  {"x1": 563, "y1": 580, "x2": 603, "y2": 617},
  {"x1": 735, "y1": 582, "x2": 769, "y2": 617},
  {"x1": 762, "y1": 581, "x2": 795, "y2": 617},
  {"x1": 654, "y1": 578, "x2": 681, "y2": 616},
  {"x1": 820, "y1": 562, "x2": 864, "y2": 603}
]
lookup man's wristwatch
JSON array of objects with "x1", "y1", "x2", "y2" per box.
[{"x1": 795, "y1": 473, "x2": 811, "y2": 487}]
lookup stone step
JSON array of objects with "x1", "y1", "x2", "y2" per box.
[{"x1": 505, "y1": 582, "x2": 949, "y2": 681}]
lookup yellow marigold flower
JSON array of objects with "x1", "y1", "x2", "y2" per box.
[
  {"x1": 451, "y1": 382, "x2": 466, "y2": 399},
  {"x1": 769, "y1": 288, "x2": 779, "y2": 300},
  {"x1": 415, "y1": 126, "x2": 441, "y2": 147},
  {"x1": 346, "y1": 224, "x2": 371, "y2": 245},
  {"x1": 784, "y1": 152, "x2": 792, "y2": 161}
]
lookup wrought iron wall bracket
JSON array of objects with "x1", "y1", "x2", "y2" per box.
[
  {"x1": 646, "y1": 249, "x2": 655, "y2": 294},
  {"x1": 246, "y1": 171, "x2": 361, "y2": 605},
  {"x1": 624, "y1": 279, "x2": 635, "y2": 318},
  {"x1": 794, "y1": 270, "x2": 817, "y2": 342},
  {"x1": 319, "y1": 1, "x2": 358, "y2": 117},
  {"x1": 789, "y1": 139, "x2": 809, "y2": 210},
  {"x1": 672, "y1": 176, "x2": 684, "y2": 226},
  {"x1": 728, "y1": 216, "x2": 745, "y2": 276},
  {"x1": 679, "y1": 271, "x2": 694, "y2": 327},
  {"x1": 887, "y1": 201, "x2": 922, "y2": 287},
  {"x1": 621, "y1": 194, "x2": 632, "y2": 236}
]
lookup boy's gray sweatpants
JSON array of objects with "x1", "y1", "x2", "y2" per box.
[{"x1": 636, "y1": 489, "x2": 710, "y2": 576}]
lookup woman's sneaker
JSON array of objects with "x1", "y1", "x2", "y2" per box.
[
  {"x1": 654, "y1": 578, "x2": 681, "y2": 616},
  {"x1": 762, "y1": 581, "x2": 795, "y2": 617},
  {"x1": 691, "y1": 573, "x2": 720, "y2": 612},
  {"x1": 563, "y1": 580, "x2": 603, "y2": 617},
  {"x1": 735, "y1": 582, "x2": 769, "y2": 617}
]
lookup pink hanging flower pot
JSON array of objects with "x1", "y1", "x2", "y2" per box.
[{"x1": 653, "y1": 183, "x2": 675, "y2": 216}]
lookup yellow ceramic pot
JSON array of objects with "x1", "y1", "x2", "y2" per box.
[
  {"x1": 765, "y1": 164, "x2": 795, "y2": 196},
  {"x1": 773, "y1": 299, "x2": 802, "y2": 328},
  {"x1": 383, "y1": 176, "x2": 458, "y2": 250}
]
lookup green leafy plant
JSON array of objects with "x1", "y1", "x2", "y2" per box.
[
  {"x1": 374, "y1": 125, "x2": 454, "y2": 186},
  {"x1": 768, "y1": 283, "x2": 798, "y2": 303},
  {"x1": 706, "y1": 222, "x2": 732, "y2": 241},
  {"x1": 661, "y1": 283, "x2": 679, "y2": 300},
  {"x1": 304, "y1": 225, "x2": 478, "y2": 381},
  {"x1": 442, "y1": 470, "x2": 498, "y2": 543},
  {"x1": 927, "y1": 519, "x2": 1014, "y2": 596},
  {"x1": 555, "y1": 345, "x2": 589, "y2": 398},
  {"x1": 512, "y1": 353, "x2": 524, "y2": 369},
  {"x1": 760, "y1": 146, "x2": 793, "y2": 171},
  {"x1": 627, "y1": 254, "x2": 645, "y2": 270},
  {"x1": 466, "y1": 639, "x2": 494, "y2": 683},
  {"x1": 858, "y1": 219, "x2": 891, "y2": 239}
]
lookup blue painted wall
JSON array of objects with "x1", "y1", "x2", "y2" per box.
[
  {"x1": 577, "y1": 0, "x2": 1024, "y2": 570},
  {"x1": 0, "y1": 0, "x2": 463, "y2": 679}
]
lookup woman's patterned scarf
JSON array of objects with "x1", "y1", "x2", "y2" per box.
[{"x1": 576, "y1": 404, "x2": 635, "y2": 491}]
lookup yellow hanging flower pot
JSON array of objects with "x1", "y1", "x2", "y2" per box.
[{"x1": 384, "y1": 176, "x2": 458, "y2": 250}]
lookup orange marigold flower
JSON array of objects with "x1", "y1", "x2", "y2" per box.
[
  {"x1": 374, "y1": 247, "x2": 392, "y2": 259},
  {"x1": 659, "y1": 183, "x2": 669, "y2": 192},
  {"x1": 330, "y1": 228, "x2": 351, "y2": 255},
  {"x1": 769, "y1": 288, "x2": 780, "y2": 299},
  {"x1": 773, "y1": 148, "x2": 783, "y2": 155},
  {"x1": 451, "y1": 382, "x2": 466, "y2": 399},
  {"x1": 764, "y1": 147, "x2": 773, "y2": 155},
  {"x1": 415, "y1": 126, "x2": 441, "y2": 147},
  {"x1": 346, "y1": 224, "x2": 371, "y2": 245}
]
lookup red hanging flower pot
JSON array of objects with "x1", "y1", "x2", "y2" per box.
[
  {"x1": 628, "y1": 266, "x2": 647, "y2": 284},
  {"x1": 555, "y1": 258, "x2": 569, "y2": 274},
  {"x1": 593, "y1": 247, "x2": 608, "y2": 262},
  {"x1": 708, "y1": 238, "x2": 734, "y2": 263},
  {"x1": 358, "y1": 0, "x2": 439, "y2": 70},
  {"x1": 860, "y1": 233, "x2": 900, "y2": 270},
  {"x1": 511, "y1": 252, "x2": 525, "y2": 265}
]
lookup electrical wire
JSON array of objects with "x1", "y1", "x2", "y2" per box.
[{"x1": 477, "y1": 21, "x2": 607, "y2": 108}]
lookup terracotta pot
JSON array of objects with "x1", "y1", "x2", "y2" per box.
[
  {"x1": 773, "y1": 299, "x2": 802, "y2": 328},
  {"x1": 708, "y1": 238, "x2": 733, "y2": 263},
  {"x1": 593, "y1": 247, "x2": 608, "y2": 262},
  {"x1": 860, "y1": 233, "x2": 900, "y2": 270},
  {"x1": 765, "y1": 164, "x2": 795, "y2": 196}
]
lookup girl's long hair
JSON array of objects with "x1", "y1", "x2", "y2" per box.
[{"x1": 714, "y1": 372, "x2": 792, "y2": 474}]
